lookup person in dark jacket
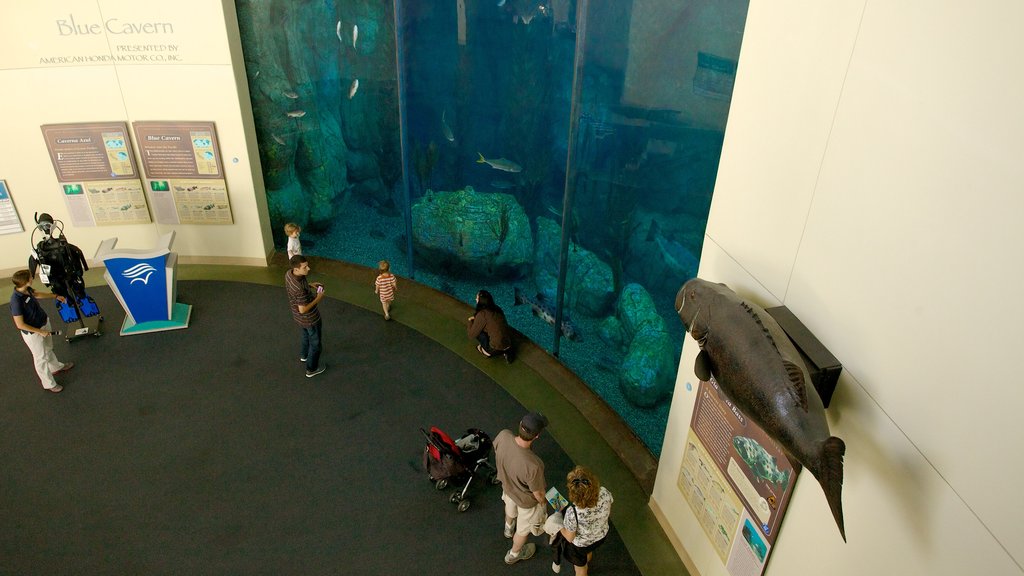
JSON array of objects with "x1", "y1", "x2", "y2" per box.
[{"x1": 467, "y1": 290, "x2": 514, "y2": 362}]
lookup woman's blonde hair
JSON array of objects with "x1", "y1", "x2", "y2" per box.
[{"x1": 566, "y1": 465, "x2": 600, "y2": 508}]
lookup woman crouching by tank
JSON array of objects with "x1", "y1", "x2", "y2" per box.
[
  {"x1": 551, "y1": 466, "x2": 614, "y2": 575},
  {"x1": 467, "y1": 289, "x2": 514, "y2": 363}
]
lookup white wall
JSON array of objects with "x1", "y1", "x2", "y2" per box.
[
  {"x1": 0, "y1": 0, "x2": 271, "y2": 275},
  {"x1": 652, "y1": 1, "x2": 1024, "y2": 575}
]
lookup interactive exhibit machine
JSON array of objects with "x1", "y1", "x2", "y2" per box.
[{"x1": 29, "y1": 213, "x2": 102, "y2": 340}]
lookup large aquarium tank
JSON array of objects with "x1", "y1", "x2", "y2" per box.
[{"x1": 235, "y1": 0, "x2": 749, "y2": 455}]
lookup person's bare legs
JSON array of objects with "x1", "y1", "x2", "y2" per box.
[
  {"x1": 573, "y1": 552, "x2": 593, "y2": 575},
  {"x1": 509, "y1": 519, "x2": 528, "y2": 553},
  {"x1": 382, "y1": 300, "x2": 391, "y2": 320}
]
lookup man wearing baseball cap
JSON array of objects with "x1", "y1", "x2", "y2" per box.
[{"x1": 493, "y1": 411, "x2": 550, "y2": 565}]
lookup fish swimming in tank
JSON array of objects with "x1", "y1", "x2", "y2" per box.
[
  {"x1": 503, "y1": 0, "x2": 549, "y2": 25},
  {"x1": 514, "y1": 287, "x2": 580, "y2": 341},
  {"x1": 349, "y1": 79, "x2": 359, "y2": 99},
  {"x1": 286, "y1": 110, "x2": 306, "y2": 118},
  {"x1": 352, "y1": 24, "x2": 358, "y2": 49},
  {"x1": 476, "y1": 153, "x2": 522, "y2": 173},
  {"x1": 283, "y1": 90, "x2": 299, "y2": 99},
  {"x1": 336, "y1": 21, "x2": 343, "y2": 43},
  {"x1": 441, "y1": 110, "x2": 455, "y2": 143},
  {"x1": 733, "y1": 435, "x2": 790, "y2": 491}
]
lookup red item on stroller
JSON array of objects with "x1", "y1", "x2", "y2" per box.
[{"x1": 421, "y1": 426, "x2": 498, "y2": 512}]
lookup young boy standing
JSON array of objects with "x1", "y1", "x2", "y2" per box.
[
  {"x1": 10, "y1": 269, "x2": 74, "y2": 393},
  {"x1": 285, "y1": 222, "x2": 303, "y2": 259}
]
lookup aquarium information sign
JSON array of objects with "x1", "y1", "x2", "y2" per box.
[
  {"x1": 0, "y1": 180, "x2": 25, "y2": 235},
  {"x1": 132, "y1": 121, "x2": 232, "y2": 225},
  {"x1": 40, "y1": 122, "x2": 151, "y2": 227},
  {"x1": 678, "y1": 379, "x2": 798, "y2": 576}
]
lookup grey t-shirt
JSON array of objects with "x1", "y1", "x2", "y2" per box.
[{"x1": 494, "y1": 429, "x2": 545, "y2": 508}]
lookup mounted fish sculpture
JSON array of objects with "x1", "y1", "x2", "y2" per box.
[{"x1": 675, "y1": 278, "x2": 847, "y2": 541}]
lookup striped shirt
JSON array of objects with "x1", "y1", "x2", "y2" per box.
[
  {"x1": 375, "y1": 273, "x2": 397, "y2": 302},
  {"x1": 285, "y1": 270, "x2": 320, "y2": 327}
]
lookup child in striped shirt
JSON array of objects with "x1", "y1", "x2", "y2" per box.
[{"x1": 374, "y1": 260, "x2": 398, "y2": 320}]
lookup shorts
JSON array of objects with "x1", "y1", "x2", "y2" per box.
[
  {"x1": 553, "y1": 533, "x2": 608, "y2": 567},
  {"x1": 502, "y1": 492, "x2": 547, "y2": 536}
]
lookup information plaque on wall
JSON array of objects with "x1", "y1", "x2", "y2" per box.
[
  {"x1": 40, "y1": 122, "x2": 152, "y2": 227},
  {"x1": 0, "y1": 180, "x2": 25, "y2": 235},
  {"x1": 132, "y1": 121, "x2": 233, "y2": 225},
  {"x1": 678, "y1": 379, "x2": 798, "y2": 576}
]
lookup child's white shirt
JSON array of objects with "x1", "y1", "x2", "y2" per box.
[{"x1": 287, "y1": 236, "x2": 302, "y2": 258}]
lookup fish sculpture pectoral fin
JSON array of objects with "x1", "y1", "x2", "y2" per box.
[
  {"x1": 783, "y1": 360, "x2": 809, "y2": 411},
  {"x1": 694, "y1": 349, "x2": 713, "y2": 381}
]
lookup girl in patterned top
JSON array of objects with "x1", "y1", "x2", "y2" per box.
[
  {"x1": 374, "y1": 260, "x2": 398, "y2": 320},
  {"x1": 553, "y1": 466, "x2": 614, "y2": 575}
]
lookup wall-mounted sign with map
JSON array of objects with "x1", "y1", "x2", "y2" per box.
[
  {"x1": 678, "y1": 379, "x2": 798, "y2": 576},
  {"x1": 40, "y1": 122, "x2": 152, "y2": 227},
  {"x1": 132, "y1": 121, "x2": 232, "y2": 225}
]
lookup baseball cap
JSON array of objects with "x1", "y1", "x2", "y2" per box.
[{"x1": 520, "y1": 411, "x2": 549, "y2": 435}]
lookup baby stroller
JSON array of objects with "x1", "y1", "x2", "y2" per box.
[{"x1": 421, "y1": 426, "x2": 499, "y2": 512}]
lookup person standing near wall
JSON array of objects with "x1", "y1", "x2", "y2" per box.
[
  {"x1": 10, "y1": 269, "x2": 74, "y2": 393},
  {"x1": 494, "y1": 411, "x2": 550, "y2": 565},
  {"x1": 285, "y1": 255, "x2": 326, "y2": 378}
]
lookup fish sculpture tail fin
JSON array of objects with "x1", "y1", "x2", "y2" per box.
[
  {"x1": 477, "y1": 152, "x2": 486, "y2": 164},
  {"x1": 821, "y1": 436, "x2": 847, "y2": 542}
]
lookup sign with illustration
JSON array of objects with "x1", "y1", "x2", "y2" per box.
[
  {"x1": 39, "y1": 122, "x2": 152, "y2": 227},
  {"x1": 0, "y1": 180, "x2": 25, "y2": 235},
  {"x1": 678, "y1": 379, "x2": 798, "y2": 576},
  {"x1": 132, "y1": 121, "x2": 232, "y2": 225}
]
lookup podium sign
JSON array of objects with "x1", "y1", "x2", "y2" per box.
[{"x1": 95, "y1": 232, "x2": 191, "y2": 335}]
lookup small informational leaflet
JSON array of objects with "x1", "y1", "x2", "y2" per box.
[
  {"x1": 0, "y1": 180, "x2": 25, "y2": 235},
  {"x1": 132, "y1": 121, "x2": 233, "y2": 225},
  {"x1": 39, "y1": 122, "x2": 151, "y2": 227},
  {"x1": 678, "y1": 379, "x2": 798, "y2": 576}
]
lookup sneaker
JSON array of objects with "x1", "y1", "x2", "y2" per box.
[
  {"x1": 503, "y1": 522, "x2": 515, "y2": 539},
  {"x1": 504, "y1": 543, "x2": 536, "y2": 565},
  {"x1": 552, "y1": 561, "x2": 561, "y2": 573},
  {"x1": 48, "y1": 384, "x2": 64, "y2": 393},
  {"x1": 305, "y1": 365, "x2": 327, "y2": 378},
  {"x1": 52, "y1": 362, "x2": 75, "y2": 375}
]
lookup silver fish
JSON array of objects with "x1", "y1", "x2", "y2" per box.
[
  {"x1": 271, "y1": 134, "x2": 286, "y2": 145},
  {"x1": 352, "y1": 24, "x2": 358, "y2": 49},
  {"x1": 349, "y1": 79, "x2": 359, "y2": 99},
  {"x1": 286, "y1": 110, "x2": 306, "y2": 118},
  {"x1": 476, "y1": 152, "x2": 521, "y2": 173},
  {"x1": 441, "y1": 110, "x2": 455, "y2": 142},
  {"x1": 336, "y1": 20, "x2": 343, "y2": 43},
  {"x1": 283, "y1": 90, "x2": 299, "y2": 99}
]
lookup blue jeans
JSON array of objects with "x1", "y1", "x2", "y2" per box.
[{"x1": 301, "y1": 321, "x2": 322, "y2": 372}]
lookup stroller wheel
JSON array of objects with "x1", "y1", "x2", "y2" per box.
[
  {"x1": 457, "y1": 499, "x2": 471, "y2": 512},
  {"x1": 435, "y1": 479, "x2": 448, "y2": 491},
  {"x1": 450, "y1": 492, "x2": 462, "y2": 504}
]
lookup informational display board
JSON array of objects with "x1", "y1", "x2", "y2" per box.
[
  {"x1": 132, "y1": 121, "x2": 232, "y2": 225},
  {"x1": 0, "y1": 180, "x2": 25, "y2": 235},
  {"x1": 39, "y1": 122, "x2": 152, "y2": 227},
  {"x1": 678, "y1": 379, "x2": 798, "y2": 576}
]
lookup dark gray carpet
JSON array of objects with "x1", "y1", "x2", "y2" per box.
[{"x1": 0, "y1": 281, "x2": 641, "y2": 576}]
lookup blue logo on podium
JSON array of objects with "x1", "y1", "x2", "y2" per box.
[{"x1": 105, "y1": 255, "x2": 169, "y2": 323}]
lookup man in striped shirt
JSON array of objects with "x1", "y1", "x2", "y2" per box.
[{"x1": 285, "y1": 255, "x2": 326, "y2": 378}]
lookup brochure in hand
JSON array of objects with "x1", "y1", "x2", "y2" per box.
[{"x1": 545, "y1": 486, "x2": 568, "y2": 511}]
